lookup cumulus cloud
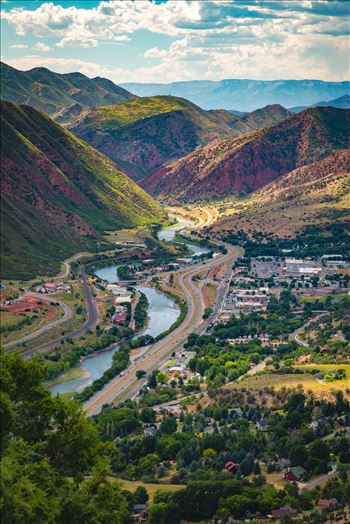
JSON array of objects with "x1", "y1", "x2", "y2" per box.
[
  {"x1": 144, "y1": 47, "x2": 168, "y2": 59},
  {"x1": 56, "y1": 36, "x2": 98, "y2": 48},
  {"x1": 114, "y1": 35, "x2": 131, "y2": 42},
  {"x1": 10, "y1": 44, "x2": 28, "y2": 49},
  {"x1": 33, "y1": 42, "x2": 51, "y2": 52},
  {"x1": 2, "y1": 1, "x2": 349, "y2": 82}
]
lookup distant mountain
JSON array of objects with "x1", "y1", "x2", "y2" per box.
[
  {"x1": 229, "y1": 104, "x2": 292, "y2": 135},
  {"x1": 208, "y1": 150, "x2": 350, "y2": 239},
  {"x1": 70, "y1": 95, "x2": 237, "y2": 180},
  {"x1": 0, "y1": 62, "x2": 136, "y2": 119},
  {"x1": 1, "y1": 101, "x2": 163, "y2": 279},
  {"x1": 290, "y1": 94, "x2": 350, "y2": 113},
  {"x1": 121, "y1": 79, "x2": 350, "y2": 111},
  {"x1": 142, "y1": 107, "x2": 350, "y2": 203}
]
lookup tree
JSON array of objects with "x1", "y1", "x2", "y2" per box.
[
  {"x1": 309, "y1": 440, "x2": 330, "y2": 462},
  {"x1": 136, "y1": 370, "x2": 147, "y2": 380},
  {"x1": 134, "y1": 486, "x2": 149, "y2": 504},
  {"x1": 147, "y1": 503, "x2": 168, "y2": 524},
  {"x1": 159, "y1": 416, "x2": 177, "y2": 435}
]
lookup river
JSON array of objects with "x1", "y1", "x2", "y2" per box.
[
  {"x1": 158, "y1": 219, "x2": 210, "y2": 257},
  {"x1": 49, "y1": 221, "x2": 208, "y2": 396}
]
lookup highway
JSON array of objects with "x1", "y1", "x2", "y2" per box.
[{"x1": 84, "y1": 243, "x2": 243, "y2": 416}]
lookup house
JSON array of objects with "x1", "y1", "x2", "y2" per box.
[
  {"x1": 224, "y1": 461, "x2": 239, "y2": 473},
  {"x1": 257, "y1": 419, "x2": 269, "y2": 431},
  {"x1": 270, "y1": 505, "x2": 298, "y2": 519},
  {"x1": 143, "y1": 426, "x2": 157, "y2": 436},
  {"x1": 41, "y1": 282, "x2": 70, "y2": 294},
  {"x1": 284, "y1": 466, "x2": 305, "y2": 482},
  {"x1": 276, "y1": 458, "x2": 290, "y2": 469},
  {"x1": 113, "y1": 314, "x2": 128, "y2": 326},
  {"x1": 132, "y1": 504, "x2": 147, "y2": 521},
  {"x1": 316, "y1": 499, "x2": 338, "y2": 512}
]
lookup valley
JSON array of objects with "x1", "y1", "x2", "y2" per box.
[{"x1": 1, "y1": 59, "x2": 349, "y2": 524}]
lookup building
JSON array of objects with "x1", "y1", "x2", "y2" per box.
[
  {"x1": 39, "y1": 282, "x2": 70, "y2": 294},
  {"x1": 256, "y1": 419, "x2": 269, "y2": 431},
  {"x1": 224, "y1": 461, "x2": 240, "y2": 473},
  {"x1": 316, "y1": 499, "x2": 338, "y2": 512},
  {"x1": 113, "y1": 314, "x2": 128, "y2": 326},
  {"x1": 270, "y1": 505, "x2": 298, "y2": 519},
  {"x1": 284, "y1": 466, "x2": 305, "y2": 482}
]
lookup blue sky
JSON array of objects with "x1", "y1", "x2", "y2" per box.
[{"x1": 1, "y1": 1, "x2": 349, "y2": 83}]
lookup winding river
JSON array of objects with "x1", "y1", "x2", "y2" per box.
[{"x1": 49, "y1": 221, "x2": 208, "y2": 396}]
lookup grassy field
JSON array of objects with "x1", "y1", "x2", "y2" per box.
[
  {"x1": 1, "y1": 303, "x2": 63, "y2": 344},
  {"x1": 202, "y1": 283, "x2": 217, "y2": 308},
  {"x1": 45, "y1": 365, "x2": 88, "y2": 388},
  {"x1": 114, "y1": 479, "x2": 185, "y2": 501},
  {"x1": 228, "y1": 371, "x2": 350, "y2": 396}
]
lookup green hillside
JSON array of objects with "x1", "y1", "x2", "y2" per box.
[
  {"x1": 71, "y1": 95, "x2": 236, "y2": 180},
  {"x1": 0, "y1": 62, "x2": 136, "y2": 118},
  {"x1": 0, "y1": 101, "x2": 164, "y2": 279}
]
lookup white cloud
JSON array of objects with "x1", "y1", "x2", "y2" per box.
[
  {"x1": 144, "y1": 47, "x2": 168, "y2": 59},
  {"x1": 10, "y1": 44, "x2": 28, "y2": 49},
  {"x1": 56, "y1": 36, "x2": 98, "y2": 48},
  {"x1": 113, "y1": 35, "x2": 131, "y2": 42},
  {"x1": 2, "y1": 1, "x2": 349, "y2": 82},
  {"x1": 33, "y1": 42, "x2": 52, "y2": 52}
]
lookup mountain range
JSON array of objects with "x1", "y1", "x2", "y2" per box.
[
  {"x1": 70, "y1": 98, "x2": 293, "y2": 181},
  {"x1": 1, "y1": 101, "x2": 163, "y2": 279},
  {"x1": 290, "y1": 94, "x2": 350, "y2": 113},
  {"x1": 142, "y1": 107, "x2": 350, "y2": 202},
  {"x1": 0, "y1": 62, "x2": 136, "y2": 118},
  {"x1": 69, "y1": 96, "x2": 238, "y2": 180},
  {"x1": 121, "y1": 79, "x2": 350, "y2": 111}
]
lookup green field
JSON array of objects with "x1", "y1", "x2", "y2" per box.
[
  {"x1": 227, "y1": 370, "x2": 349, "y2": 395},
  {"x1": 114, "y1": 479, "x2": 185, "y2": 502}
]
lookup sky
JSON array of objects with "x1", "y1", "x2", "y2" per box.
[{"x1": 1, "y1": 0, "x2": 349, "y2": 83}]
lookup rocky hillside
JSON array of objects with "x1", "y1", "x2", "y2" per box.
[
  {"x1": 0, "y1": 62, "x2": 136, "y2": 119},
  {"x1": 208, "y1": 150, "x2": 350, "y2": 238},
  {"x1": 229, "y1": 104, "x2": 292, "y2": 134},
  {"x1": 142, "y1": 107, "x2": 350, "y2": 202},
  {"x1": 70, "y1": 96, "x2": 237, "y2": 180},
  {"x1": 1, "y1": 101, "x2": 163, "y2": 279}
]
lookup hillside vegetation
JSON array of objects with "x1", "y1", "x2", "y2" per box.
[
  {"x1": 142, "y1": 107, "x2": 350, "y2": 202},
  {"x1": 1, "y1": 101, "x2": 163, "y2": 279},
  {"x1": 0, "y1": 62, "x2": 136, "y2": 119},
  {"x1": 70, "y1": 95, "x2": 237, "y2": 180},
  {"x1": 209, "y1": 150, "x2": 350, "y2": 238}
]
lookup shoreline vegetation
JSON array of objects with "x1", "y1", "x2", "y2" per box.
[{"x1": 74, "y1": 282, "x2": 185, "y2": 403}]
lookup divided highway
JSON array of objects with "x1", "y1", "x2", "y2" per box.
[{"x1": 84, "y1": 243, "x2": 243, "y2": 416}]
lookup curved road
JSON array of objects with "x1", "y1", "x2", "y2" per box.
[
  {"x1": 4, "y1": 294, "x2": 72, "y2": 352},
  {"x1": 84, "y1": 243, "x2": 243, "y2": 416},
  {"x1": 36, "y1": 267, "x2": 99, "y2": 354},
  {"x1": 11, "y1": 267, "x2": 99, "y2": 358},
  {"x1": 289, "y1": 312, "x2": 329, "y2": 347}
]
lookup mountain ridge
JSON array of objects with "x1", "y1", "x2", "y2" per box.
[
  {"x1": 1, "y1": 101, "x2": 163, "y2": 279},
  {"x1": 142, "y1": 107, "x2": 350, "y2": 202},
  {"x1": 121, "y1": 78, "x2": 350, "y2": 111},
  {"x1": 0, "y1": 62, "x2": 136, "y2": 119}
]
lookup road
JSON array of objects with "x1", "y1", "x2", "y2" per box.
[
  {"x1": 289, "y1": 312, "x2": 329, "y2": 347},
  {"x1": 4, "y1": 294, "x2": 72, "y2": 352},
  {"x1": 84, "y1": 243, "x2": 243, "y2": 416},
  {"x1": 299, "y1": 470, "x2": 338, "y2": 492},
  {"x1": 17, "y1": 267, "x2": 99, "y2": 358}
]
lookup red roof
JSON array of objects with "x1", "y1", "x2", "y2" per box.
[{"x1": 224, "y1": 461, "x2": 239, "y2": 472}]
